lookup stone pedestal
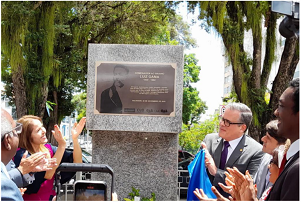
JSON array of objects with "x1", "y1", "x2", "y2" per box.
[
  {"x1": 92, "y1": 132, "x2": 178, "y2": 200},
  {"x1": 86, "y1": 44, "x2": 183, "y2": 200}
]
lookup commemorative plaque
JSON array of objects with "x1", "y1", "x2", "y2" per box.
[{"x1": 94, "y1": 62, "x2": 175, "y2": 116}]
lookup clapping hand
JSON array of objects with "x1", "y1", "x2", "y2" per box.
[
  {"x1": 218, "y1": 171, "x2": 238, "y2": 200},
  {"x1": 71, "y1": 117, "x2": 86, "y2": 140},
  {"x1": 239, "y1": 170, "x2": 257, "y2": 201},
  {"x1": 193, "y1": 188, "x2": 217, "y2": 201},
  {"x1": 226, "y1": 167, "x2": 257, "y2": 201},
  {"x1": 52, "y1": 125, "x2": 66, "y2": 147},
  {"x1": 18, "y1": 151, "x2": 57, "y2": 174},
  {"x1": 193, "y1": 187, "x2": 229, "y2": 201}
]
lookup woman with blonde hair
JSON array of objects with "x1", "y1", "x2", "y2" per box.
[{"x1": 13, "y1": 115, "x2": 86, "y2": 201}]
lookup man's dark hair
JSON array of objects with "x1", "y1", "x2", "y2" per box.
[
  {"x1": 114, "y1": 64, "x2": 129, "y2": 74},
  {"x1": 266, "y1": 120, "x2": 287, "y2": 144},
  {"x1": 289, "y1": 78, "x2": 299, "y2": 114}
]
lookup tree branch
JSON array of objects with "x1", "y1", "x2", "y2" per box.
[
  {"x1": 261, "y1": 12, "x2": 277, "y2": 88},
  {"x1": 33, "y1": 1, "x2": 42, "y2": 10},
  {"x1": 250, "y1": 25, "x2": 262, "y2": 89},
  {"x1": 268, "y1": 37, "x2": 298, "y2": 120}
]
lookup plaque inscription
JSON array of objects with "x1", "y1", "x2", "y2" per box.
[{"x1": 94, "y1": 62, "x2": 176, "y2": 116}]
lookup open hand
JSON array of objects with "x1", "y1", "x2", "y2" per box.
[
  {"x1": 239, "y1": 170, "x2": 257, "y2": 201},
  {"x1": 18, "y1": 151, "x2": 57, "y2": 174},
  {"x1": 193, "y1": 188, "x2": 217, "y2": 201},
  {"x1": 218, "y1": 182, "x2": 233, "y2": 195},
  {"x1": 226, "y1": 167, "x2": 243, "y2": 201},
  {"x1": 52, "y1": 125, "x2": 66, "y2": 147},
  {"x1": 217, "y1": 171, "x2": 235, "y2": 197},
  {"x1": 211, "y1": 186, "x2": 230, "y2": 201},
  {"x1": 71, "y1": 117, "x2": 86, "y2": 140}
]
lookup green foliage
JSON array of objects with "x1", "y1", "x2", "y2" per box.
[
  {"x1": 182, "y1": 87, "x2": 207, "y2": 124},
  {"x1": 167, "y1": 15, "x2": 197, "y2": 49},
  {"x1": 71, "y1": 92, "x2": 87, "y2": 122},
  {"x1": 1, "y1": 1, "x2": 31, "y2": 73},
  {"x1": 222, "y1": 87, "x2": 238, "y2": 103},
  {"x1": 182, "y1": 54, "x2": 207, "y2": 125},
  {"x1": 179, "y1": 113, "x2": 219, "y2": 154},
  {"x1": 2, "y1": 1, "x2": 197, "y2": 125},
  {"x1": 183, "y1": 54, "x2": 200, "y2": 87},
  {"x1": 46, "y1": 100, "x2": 57, "y2": 111},
  {"x1": 124, "y1": 187, "x2": 156, "y2": 201},
  {"x1": 2, "y1": 1, "x2": 65, "y2": 116},
  {"x1": 187, "y1": 1, "x2": 281, "y2": 140}
]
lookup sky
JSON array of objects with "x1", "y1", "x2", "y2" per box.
[{"x1": 177, "y1": 3, "x2": 225, "y2": 121}]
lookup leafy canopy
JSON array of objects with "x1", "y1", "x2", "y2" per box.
[{"x1": 182, "y1": 53, "x2": 207, "y2": 125}]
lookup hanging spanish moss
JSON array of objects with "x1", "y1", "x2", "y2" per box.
[{"x1": 189, "y1": 1, "x2": 279, "y2": 140}]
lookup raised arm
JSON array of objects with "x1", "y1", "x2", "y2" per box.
[
  {"x1": 71, "y1": 117, "x2": 86, "y2": 163},
  {"x1": 44, "y1": 125, "x2": 66, "y2": 179}
]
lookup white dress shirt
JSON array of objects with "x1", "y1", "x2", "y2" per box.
[
  {"x1": 223, "y1": 135, "x2": 244, "y2": 162},
  {"x1": 1, "y1": 162, "x2": 10, "y2": 179},
  {"x1": 286, "y1": 139, "x2": 299, "y2": 161}
]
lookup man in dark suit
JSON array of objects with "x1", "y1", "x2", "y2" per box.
[
  {"x1": 266, "y1": 78, "x2": 299, "y2": 201},
  {"x1": 201, "y1": 103, "x2": 264, "y2": 197},
  {"x1": 100, "y1": 64, "x2": 129, "y2": 113}
]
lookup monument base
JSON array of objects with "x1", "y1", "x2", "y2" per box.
[{"x1": 91, "y1": 131, "x2": 178, "y2": 201}]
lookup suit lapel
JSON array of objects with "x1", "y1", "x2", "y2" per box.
[
  {"x1": 266, "y1": 151, "x2": 299, "y2": 200},
  {"x1": 226, "y1": 134, "x2": 246, "y2": 168},
  {"x1": 213, "y1": 137, "x2": 223, "y2": 168},
  {"x1": 277, "y1": 151, "x2": 299, "y2": 180},
  {"x1": 257, "y1": 160, "x2": 271, "y2": 194}
]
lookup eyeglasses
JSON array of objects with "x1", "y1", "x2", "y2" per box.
[
  {"x1": 219, "y1": 117, "x2": 244, "y2": 127},
  {"x1": 1, "y1": 122, "x2": 22, "y2": 141}
]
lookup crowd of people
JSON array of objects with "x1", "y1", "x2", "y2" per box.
[
  {"x1": 193, "y1": 78, "x2": 299, "y2": 201},
  {"x1": 1, "y1": 110, "x2": 86, "y2": 200},
  {"x1": 1, "y1": 78, "x2": 299, "y2": 201}
]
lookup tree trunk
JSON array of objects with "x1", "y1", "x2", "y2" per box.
[
  {"x1": 45, "y1": 90, "x2": 59, "y2": 146},
  {"x1": 12, "y1": 65, "x2": 28, "y2": 119},
  {"x1": 253, "y1": 37, "x2": 298, "y2": 141},
  {"x1": 37, "y1": 82, "x2": 49, "y2": 118},
  {"x1": 51, "y1": 90, "x2": 59, "y2": 146},
  {"x1": 268, "y1": 37, "x2": 299, "y2": 121},
  {"x1": 251, "y1": 27, "x2": 262, "y2": 89},
  {"x1": 248, "y1": 123, "x2": 261, "y2": 142},
  {"x1": 261, "y1": 12, "x2": 277, "y2": 88},
  {"x1": 223, "y1": 40, "x2": 244, "y2": 102},
  {"x1": 46, "y1": 117, "x2": 55, "y2": 145}
]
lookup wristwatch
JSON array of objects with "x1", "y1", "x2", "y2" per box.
[{"x1": 23, "y1": 173, "x2": 35, "y2": 184}]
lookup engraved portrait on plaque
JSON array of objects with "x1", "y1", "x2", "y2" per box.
[{"x1": 94, "y1": 62, "x2": 176, "y2": 116}]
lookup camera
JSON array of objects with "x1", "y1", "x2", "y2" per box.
[
  {"x1": 74, "y1": 180, "x2": 107, "y2": 201},
  {"x1": 271, "y1": 1, "x2": 299, "y2": 38}
]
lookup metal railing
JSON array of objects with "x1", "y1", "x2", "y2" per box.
[
  {"x1": 58, "y1": 170, "x2": 189, "y2": 201},
  {"x1": 177, "y1": 170, "x2": 190, "y2": 201}
]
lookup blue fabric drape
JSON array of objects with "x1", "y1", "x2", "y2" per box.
[{"x1": 187, "y1": 149, "x2": 216, "y2": 200}]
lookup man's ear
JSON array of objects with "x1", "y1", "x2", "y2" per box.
[
  {"x1": 241, "y1": 124, "x2": 247, "y2": 133},
  {"x1": 3, "y1": 134, "x2": 12, "y2": 150}
]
